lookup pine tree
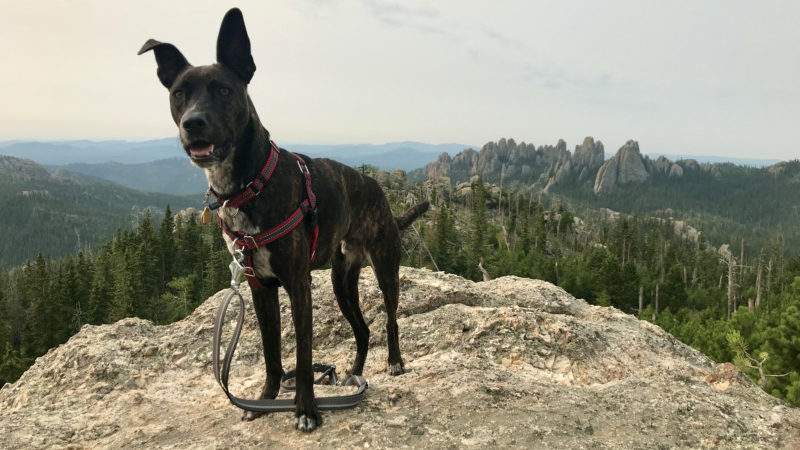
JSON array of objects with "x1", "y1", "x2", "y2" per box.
[
  {"x1": 158, "y1": 205, "x2": 176, "y2": 289},
  {"x1": 88, "y1": 245, "x2": 113, "y2": 324},
  {"x1": 137, "y1": 211, "x2": 161, "y2": 299},
  {"x1": 23, "y1": 254, "x2": 55, "y2": 356},
  {"x1": 431, "y1": 205, "x2": 458, "y2": 273},
  {"x1": 465, "y1": 175, "x2": 489, "y2": 280},
  {"x1": 0, "y1": 342, "x2": 29, "y2": 387}
]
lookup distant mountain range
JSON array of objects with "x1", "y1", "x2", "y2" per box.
[
  {"x1": 644, "y1": 154, "x2": 779, "y2": 168},
  {"x1": 0, "y1": 139, "x2": 474, "y2": 170},
  {"x1": 2, "y1": 138, "x2": 782, "y2": 197},
  {"x1": 0, "y1": 138, "x2": 185, "y2": 165},
  {"x1": 47, "y1": 158, "x2": 208, "y2": 196},
  {"x1": 0, "y1": 136, "x2": 797, "y2": 263},
  {"x1": 5, "y1": 140, "x2": 471, "y2": 195},
  {"x1": 410, "y1": 137, "x2": 800, "y2": 254}
]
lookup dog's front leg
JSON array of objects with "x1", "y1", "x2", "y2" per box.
[
  {"x1": 286, "y1": 274, "x2": 322, "y2": 432},
  {"x1": 242, "y1": 281, "x2": 284, "y2": 421}
]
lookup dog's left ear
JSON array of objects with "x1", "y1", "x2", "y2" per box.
[
  {"x1": 217, "y1": 8, "x2": 256, "y2": 84},
  {"x1": 138, "y1": 39, "x2": 191, "y2": 89}
]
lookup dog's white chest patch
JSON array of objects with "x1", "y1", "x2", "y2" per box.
[
  {"x1": 219, "y1": 208, "x2": 275, "y2": 279},
  {"x1": 203, "y1": 156, "x2": 239, "y2": 196}
]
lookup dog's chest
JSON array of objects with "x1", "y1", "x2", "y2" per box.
[
  {"x1": 204, "y1": 158, "x2": 239, "y2": 196},
  {"x1": 218, "y1": 208, "x2": 275, "y2": 279}
]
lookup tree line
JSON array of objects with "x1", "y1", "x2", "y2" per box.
[
  {"x1": 392, "y1": 174, "x2": 800, "y2": 406},
  {"x1": 3, "y1": 173, "x2": 800, "y2": 407},
  {"x1": 0, "y1": 207, "x2": 230, "y2": 385}
]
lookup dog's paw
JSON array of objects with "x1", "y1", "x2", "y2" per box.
[
  {"x1": 295, "y1": 413, "x2": 321, "y2": 432},
  {"x1": 388, "y1": 362, "x2": 405, "y2": 376},
  {"x1": 242, "y1": 410, "x2": 266, "y2": 421}
]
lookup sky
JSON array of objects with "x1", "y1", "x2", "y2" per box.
[{"x1": 0, "y1": 0, "x2": 798, "y2": 160}]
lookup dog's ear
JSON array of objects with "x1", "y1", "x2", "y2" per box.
[
  {"x1": 216, "y1": 8, "x2": 256, "y2": 84},
  {"x1": 138, "y1": 39, "x2": 191, "y2": 89}
]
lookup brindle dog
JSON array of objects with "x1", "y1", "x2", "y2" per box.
[{"x1": 139, "y1": 8, "x2": 428, "y2": 432}]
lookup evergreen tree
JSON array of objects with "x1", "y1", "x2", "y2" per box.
[
  {"x1": 88, "y1": 245, "x2": 114, "y2": 324},
  {"x1": 465, "y1": 176, "x2": 489, "y2": 280},
  {"x1": 159, "y1": 205, "x2": 176, "y2": 288},
  {"x1": 136, "y1": 210, "x2": 161, "y2": 307},
  {"x1": 431, "y1": 205, "x2": 458, "y2": 273}
]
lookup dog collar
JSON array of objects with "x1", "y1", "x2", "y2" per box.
[{"x1": 206, "y1": 140, "x2": 280, "y2": 211}]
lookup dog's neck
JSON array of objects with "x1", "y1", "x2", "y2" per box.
[{"x1": 204, "y1": 113, "x2": 271, "y2": 198}]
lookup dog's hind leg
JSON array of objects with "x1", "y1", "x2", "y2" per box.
[
  {"x1": 368, "y1": 233, "x2": 405, "y2": 376},
  {"x1": 331, "y1": 246, "x2": 370, "y2": 376},
  {"x1": 242, "y1": 280, "x2": 284, "y2": 421}
]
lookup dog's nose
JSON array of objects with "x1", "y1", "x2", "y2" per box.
[{"x1": 181, "y1": 113, "x2": 208, "y2": 132}]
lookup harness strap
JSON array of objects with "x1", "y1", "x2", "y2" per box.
[
  {"x1": 212, "y1": 289, "x2": 369, "y2": 413},
  {"x1": 214, "y1": 144, "x2": 321, "y2": 288},
  {"x1": 207, "y1": 141, "x2": 280, "y2": 210}
]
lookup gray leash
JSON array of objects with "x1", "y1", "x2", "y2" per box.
[{"x1": 211, "y1": 250, "x2": 369, "y2": 413}]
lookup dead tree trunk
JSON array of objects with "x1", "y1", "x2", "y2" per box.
[
  {"x1": 498, "y1": 165, "x2": 504, "y2": 226},
  {"x1": 653, "y1": 284, "x2": 660, "y2": 321},
  {"x1": 755, "y1": 252, "x2": 763, "y2": 309},
  {"x1": 638, "y1": 285, "x2": 643, "y2": 316},
  {"x1": 766, "y1": 257, "x2": 773, "y2": 314},
  {"x1": 478, "y1": 258, "x2": 491, "y2": 282},
  {"x1": 727, "y1": 256, "x2": 735, "y2": 320}
]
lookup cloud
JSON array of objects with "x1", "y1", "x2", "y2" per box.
[
  {"x1": 481, "y1": 27, "x2": 528, "y2": 52},
  {"x1": 361, "y1": 0, "x2": 447, "y2": 36}
]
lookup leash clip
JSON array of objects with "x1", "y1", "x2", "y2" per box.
[{"x1": 229, "y1": 249, "x2": 249, "y2": 291}]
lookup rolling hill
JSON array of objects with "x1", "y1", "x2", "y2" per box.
[{"x1": 0, "y1": 155, "x2": 197, "y2": 267}]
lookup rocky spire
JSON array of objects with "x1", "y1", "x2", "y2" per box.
[{"x1": 594, "y1": 140, "x2": 649, "y2": 194}]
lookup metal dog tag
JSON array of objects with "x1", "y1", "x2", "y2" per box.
[{"x1": 201, "y1": 206, "x2": 212, "y2": 225}]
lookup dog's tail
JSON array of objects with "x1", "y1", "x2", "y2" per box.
[{"x1": 395, "y1": 202, "x2": 430, "y2": 230}]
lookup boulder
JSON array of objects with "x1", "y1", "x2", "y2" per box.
[{"x1": 1, "y1": 268, "x2": 798, "y2": 448}]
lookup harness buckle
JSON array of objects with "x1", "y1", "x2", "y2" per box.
[
  {"x1": 222, "y1": 199, "x2": 240, "y2": 217},
  {"x1": 297, "y1": 159, "x2": 309, "y2": 175},
  {"x1": 245, "y1": 172, "x2": 269, "y2": 194},
  {"x1": 234, "y1": 235, "x2": 258, "y2": 251}
]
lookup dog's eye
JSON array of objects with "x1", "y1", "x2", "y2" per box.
[
  {"x1": 218, "y1": 87, "x2": 230, "y2": 96},
  {"x1": 173, "y1": 90, "x2": 184, "y2": 99}
]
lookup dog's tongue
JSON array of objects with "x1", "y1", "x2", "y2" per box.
[{"x1": 189, "y1": 144, "x2": 214, "y2": 156}]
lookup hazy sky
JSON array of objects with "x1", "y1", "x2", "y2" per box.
[{"x1": 1, "y1": 1, "x2": 798, "y2": 159}]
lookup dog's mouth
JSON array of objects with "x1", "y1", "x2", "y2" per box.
[
  {"x1": 189, "y1": 141, "x2": 214, "y2": 158},
  {"x1": 185, "y1": 140, "x2": 229, "y2": 165}
]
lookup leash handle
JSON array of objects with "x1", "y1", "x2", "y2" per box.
[{"x1": 212, "y1": 288, "x2": 369, "y2": 413}]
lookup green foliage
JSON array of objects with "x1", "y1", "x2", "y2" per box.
[
  {"x1": 596, "y1": 290, "x2": 612, "y2": 307},
  {"x1": 0, "y1": 205, "x2": 228, "y2": 387},
  {"x1": 0, "y1": 157, "x2": 196, "y2": 268},
  {"x1": 4, "y1": 164, "x2": 800, "y2": 409},
  {"x1": 388, "y1": 175, "x2": 800, "y2": 406}
]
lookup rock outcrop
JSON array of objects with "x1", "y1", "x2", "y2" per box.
[
  {"x1": 571, "y1": 137, "x2": 605, "y2": 182},
  {"x1": 593, "y1": 140, "x2": 649, "y2": 194},
  {"x1": 544, "y1": 137, "x2": 605, "y2": 192},
  {"x1": 2, "y1": 268, "x2": 798, "y2": 448},
  {"x1": 415, "y1": 137, "x2": 606, "y2": 193}
]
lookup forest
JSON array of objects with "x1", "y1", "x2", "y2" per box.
[{"x1": 1, "y1": 171, "x2": 799, "y2": 408}]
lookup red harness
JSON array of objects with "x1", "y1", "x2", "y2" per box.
[{"x1": 208, "y1": 141, "x2": 320, "y2": 287}]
